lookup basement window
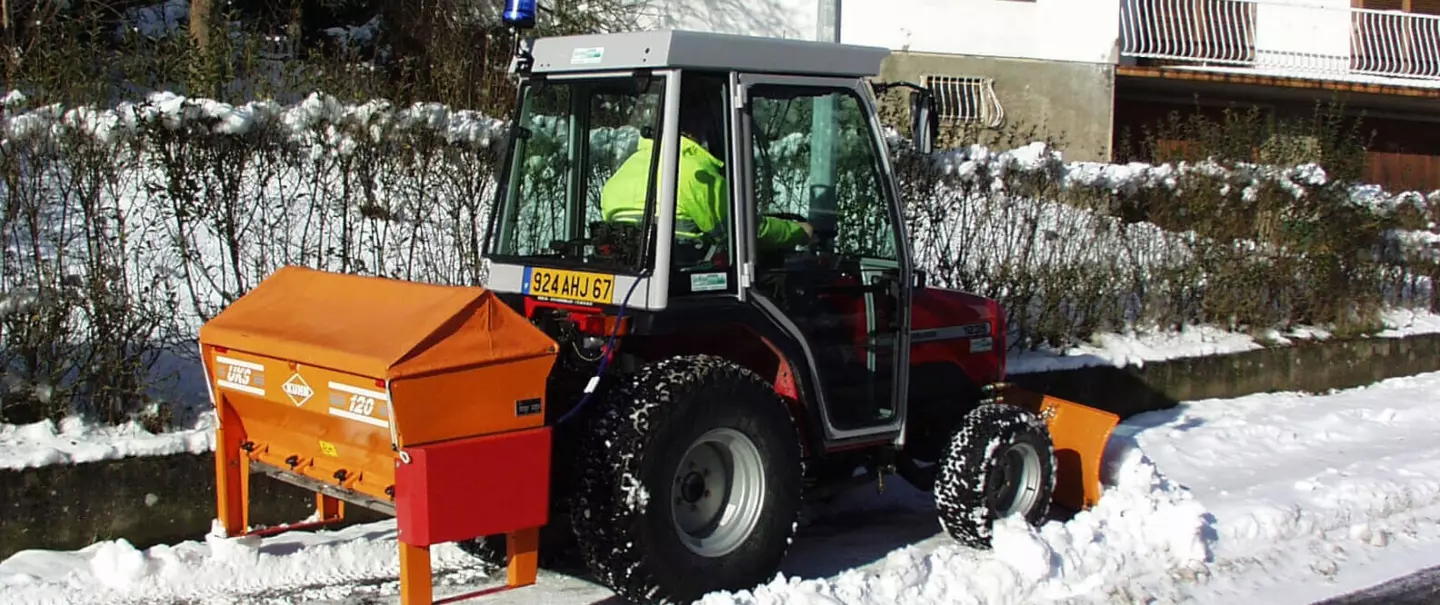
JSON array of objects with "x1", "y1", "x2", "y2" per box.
[{"x1": 921, "y1": 75, "x2": 1005, "y2": 128}]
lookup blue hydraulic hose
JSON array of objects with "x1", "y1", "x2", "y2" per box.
[{"x1": 555, "y1": 272, "x2": 645, "y2": 425}]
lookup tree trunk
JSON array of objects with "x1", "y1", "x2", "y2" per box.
[{"x1": 191, "y1": 0, "x2": 212, "y2": 50}]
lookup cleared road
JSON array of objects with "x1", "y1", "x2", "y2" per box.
[{"x1": 1314, "y1": 565, "x2": 1440, "y2": 605}]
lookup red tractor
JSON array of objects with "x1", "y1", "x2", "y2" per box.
[
  {"x1": 467, "y1": 28, "x2": 1116, "y2": 603},
  {"x1": 198, "y1": 27, "x2": 1116, "y2": 605}
]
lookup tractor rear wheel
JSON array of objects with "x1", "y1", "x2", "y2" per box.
[
  {"x1": 569, "y1": 355, "x2": 803, "y2": 604},
  {"x1": 934, "y1": 403, "x2": 1056, "y2": 549}
]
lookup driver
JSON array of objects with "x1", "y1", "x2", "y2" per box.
[{"x1": 600, "y1": 76, "x2": 812, "y2": 261}]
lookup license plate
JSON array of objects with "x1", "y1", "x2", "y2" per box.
[{"x1": 523, "y1": 267, "x2": 616, "y2": 305}]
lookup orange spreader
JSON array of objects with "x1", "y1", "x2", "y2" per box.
[{"x1": 198, "y1": 266, "x2": 560, "y2": 605}]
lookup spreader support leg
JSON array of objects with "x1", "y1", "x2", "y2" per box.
[
  {"x1": 506, "y1": 528, "x2": 540, "y2": 588},
  {"x1": 214, "y1": 396, "x2": 250, "y2": 536},
  {"x1": 399, "y1": 542, "x2": 434, "y2": 605}
]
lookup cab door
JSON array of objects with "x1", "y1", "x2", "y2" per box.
[{"x1": 733, "y1": 74, "x2": 914, "y2": 444}]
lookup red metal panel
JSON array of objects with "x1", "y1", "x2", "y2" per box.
[
  {"x1": 909, "y1": 288, "x2": 1006, "y2": 386},
  {"x1": 394, "y1": 427, "x2": 552, "y2": 546}
]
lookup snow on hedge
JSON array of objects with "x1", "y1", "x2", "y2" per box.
[
  {"x1": 0, "y1": 89, "x2": 1437, "y2": 430},
  {"x1": 0, "y1": 88, "x2": 1432, "y2": 324},
  {"x1": 2, "y1": 90, "x2": 508, "y2": 151}
]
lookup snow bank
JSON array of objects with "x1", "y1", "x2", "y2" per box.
[
  {"x1": 1005, "y1": 306, "x2": 1440, "y2": 374},
  {"x1": 1377, "y1": 306, "x2": 1440, "y2": 337},
  {"x1": 698, "y1": 371, "x2": 1440, "y2": 605},
  {"x1": 1116, "y1": 371, "x2": 1440, "y2": 604},
  {"x1": 0, "y1": 521, "x2": 487, "y2": 605},
  {"x1": 695, "y1": 435, "x2": 1212, "y2": 605},
  {"x1": 0, "y1": 412, "x2": 214, "y2": 470},
  {"x1": 1008, "y1": 324, "x2": 1266, "y2": 374}
]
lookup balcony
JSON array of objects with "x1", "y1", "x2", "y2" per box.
[{"x1": 1120, "y1": 0, "x2": 1440, "y2": 87}]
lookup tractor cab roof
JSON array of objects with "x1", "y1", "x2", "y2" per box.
[{"x1": 527, "y1": 29, "x2": 890, "y2": 78}]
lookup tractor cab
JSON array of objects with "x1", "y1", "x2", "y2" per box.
[{"x1": 482, "y1": 29, "x2": 942, "y2": 444}]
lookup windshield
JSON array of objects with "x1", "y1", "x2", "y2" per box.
[{"x1": 485, "y1": 76, "x2": 666, "y2": 272}]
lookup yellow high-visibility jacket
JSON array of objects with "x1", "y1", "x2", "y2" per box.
[{"x1": 600, "y1": 136, "x2": 809, "y2": 250}]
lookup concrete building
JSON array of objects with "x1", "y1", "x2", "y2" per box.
[{"x1": 643, "y1": 0, "x2": 1440, "y2": 190}]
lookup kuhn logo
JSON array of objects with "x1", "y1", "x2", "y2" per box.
[{"x1": 283, "y1": 373, "x2": 313, "y2": 406}]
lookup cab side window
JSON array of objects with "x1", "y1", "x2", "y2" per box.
[{"x1": 748, "y1": 88, "x2": 898, "y2": 262}]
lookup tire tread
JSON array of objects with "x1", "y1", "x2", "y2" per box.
[
  {"x1": 934, "y1": 403, "x2": 1057, "y2": 549},
  {"x1": 569, "y1": 354, "x2": 803, "y2": 604}
]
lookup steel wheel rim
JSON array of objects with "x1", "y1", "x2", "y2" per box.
[
  {"x1": 671, "y1": 427, "x2": 766, "y2": 557},
  {"x1": 991, "y1": 442, "x2": 1043, "y2": 517}
]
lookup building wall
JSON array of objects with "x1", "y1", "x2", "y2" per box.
[
  {"x1": 880, "y1": 52, "x2": 1117, "y2": 162},
  {"x1": 1251, "y1": 0, "x2": 1352, "y2": 73},
  {"x1": 842, "y1": 0, "x2": 1121, "y2": 63},
  {"x1": 638, "y1": 0, "x2": 1124, "y2": 63},
  {"x1": 638, "y1": 0, "x2": 820, "y2": 40}
]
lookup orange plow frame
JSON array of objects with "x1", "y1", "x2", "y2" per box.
[
  {"x1": 200, "y1": 266, "x2": 561, "y2": 605},
  {"x1": 990, "y1": 384, "x2": 1120, "y2": 511}
]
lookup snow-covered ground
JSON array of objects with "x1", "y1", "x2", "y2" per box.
[{"x1": 7, "y1": 371, "x2": 1440, "y2": 605}]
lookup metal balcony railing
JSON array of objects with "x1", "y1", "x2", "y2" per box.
[
  {"x1": 1352, "y1": 8, "x2": 1440, "y2": 79},
  {"x1": 1121, "y1": 0, "x2": 1259, "y2": 65},
  {"x1": 1120, "y1": 0, "x2": 1440, "y2": 83}
]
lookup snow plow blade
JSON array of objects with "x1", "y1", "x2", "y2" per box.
[
  {"x1": 994, "y1": 385, "x2": 1119, "y2": 511},
  {"x1": 197, "y1": 266, "x2": 560, "y2": 605}
]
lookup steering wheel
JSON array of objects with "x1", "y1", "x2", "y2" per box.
[{"x1": 765, "y1": 211, "x2": 806, "y2": 222}]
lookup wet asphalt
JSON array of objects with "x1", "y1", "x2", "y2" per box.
[{"x1": 1312, "y1": 564, "x2": 1440, "y2": 605}]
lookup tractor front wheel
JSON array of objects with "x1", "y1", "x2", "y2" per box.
[
  {"x1": 934, "y1": 403, "x2": 1056, "y2": 549},
  {"x1": 569, "y1": 355, "x2": 804, "y2": 605}
]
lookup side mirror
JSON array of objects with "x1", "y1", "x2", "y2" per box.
[
  {"x1": 914, "y1": 268, "x2": 928, "y2": 290},
  {"x1": 909, "y1": 90, "x2": 937, "y2": 154}
]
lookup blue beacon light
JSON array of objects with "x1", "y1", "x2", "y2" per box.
[{"x1": 503, "y1": 0, "x2": 537, "y2": 29}]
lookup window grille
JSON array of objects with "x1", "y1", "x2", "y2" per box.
[{"x1": 921, "y1": 75, "x2": 1005, "y2": 128}]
